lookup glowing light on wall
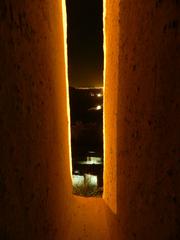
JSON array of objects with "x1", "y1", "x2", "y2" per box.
[
  {"x1": 103, "y1": 0, "x2": 106, "y2": 200},
  {"x1": 62, "y1": 0, "x2": 73, "y2": 182},
  {"x1": 102, "y1": 0, "x2": 118, "y2": 214}
]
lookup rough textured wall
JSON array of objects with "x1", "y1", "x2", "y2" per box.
[
  {"x1": 104, "y1": 0, "x2": 120, "y2": 214},
  {"x1": 0, "y1": 1, "x2": 71, "y2": 239},
  {"x1": 104, "y1": 0, "x2": 180, "y2": 239}
]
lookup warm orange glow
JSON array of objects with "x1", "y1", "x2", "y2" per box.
[
  {"x1": 103, "y1": 0, "x2": 118, "y2": 214},
  {"x1": 103, "y1": 0, "x2": 106, "y2": 200},
  {"x1": 62, "y1": 0, "x2": 73, "y2": 182}
]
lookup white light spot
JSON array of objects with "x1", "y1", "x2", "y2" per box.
[{"x1": 96, "y1": 105, "x2": 102, "y2": 110}]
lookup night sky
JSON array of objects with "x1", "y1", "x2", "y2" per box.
[{"x1": 66, "y1": 0, "x2": 103, "y2": 88}]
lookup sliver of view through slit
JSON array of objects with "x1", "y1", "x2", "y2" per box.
[{"x1": 66, "y1": 0, "x2": 104, "y2": 197}]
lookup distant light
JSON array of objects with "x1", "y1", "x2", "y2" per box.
[
  {"x1": 97, "y1": 93, "x2": 102, "y2": 97},
  {"x1": 88, "y1": 105, "x2": 102, "y2": 111},
  {"x1": 96, "y1": 105, "x2": 102, "y2": 110},
  {"x1": 90, "y1": 93, "x2": 95, "y2": 96},
  {"x1": 86, "y1": 156, "x2": 102, "y2": 164}
]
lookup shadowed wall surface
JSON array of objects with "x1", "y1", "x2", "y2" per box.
[
  {"x1": 0, "y1": 0, "x2": 179, "y2": 240},
  {"x1": 0, "y1": 1, "x2": 71, "y2": 239},
  {"x1": 105, "y1": 0, "x2": 180, "y2": 239}
]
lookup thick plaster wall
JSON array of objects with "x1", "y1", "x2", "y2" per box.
[
  {"x1": 0, "y1": 1, "x2": 72, "y2": 239},
  {"x1": 104, "y1": 0, "x2": 180, "y2": 239},
  {"x1": 0, "y1": 0, "x2": 180, "y2": 240}
]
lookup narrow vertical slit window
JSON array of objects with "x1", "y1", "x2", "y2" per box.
[{"x1": 66, "y1": 0, "x2": 104, "y2": 197}]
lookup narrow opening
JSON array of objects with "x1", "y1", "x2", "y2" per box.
[{"x1": 66, "y1": 0, "x2": 104, "y2": 197}]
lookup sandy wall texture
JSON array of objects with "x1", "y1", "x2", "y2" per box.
[
  {"x1": 0, "y1": 0, "x2": 179, "y2": 240},
  {"x1": 104, "y1": 0, "x2": 180, "y2": 239},
  {"x1": 0, "y1": 1, "x2": 71, "y2": 239}
]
